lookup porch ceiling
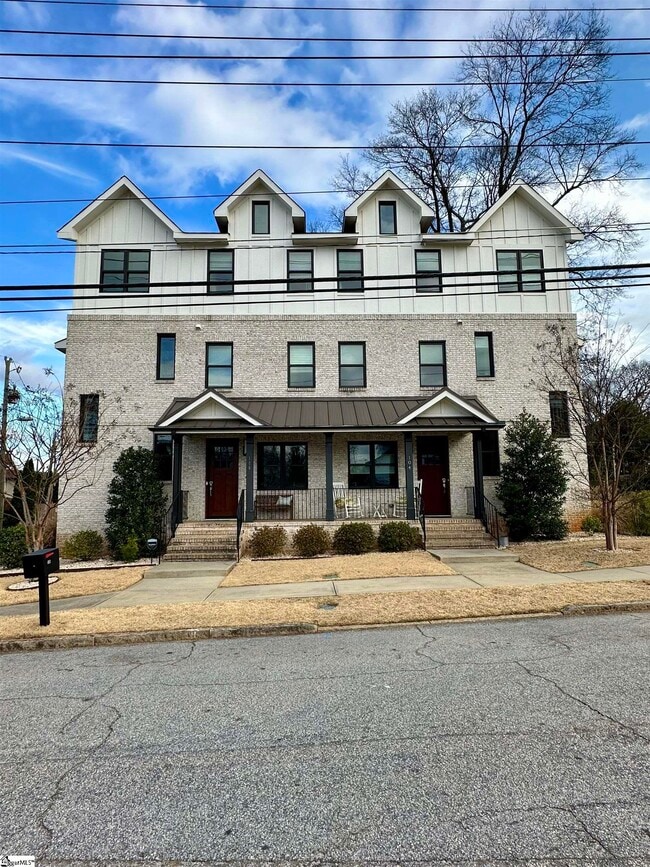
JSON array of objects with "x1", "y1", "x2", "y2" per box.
[{"x1": 152, "y1": 389, "x2": 504, "y2": 433}]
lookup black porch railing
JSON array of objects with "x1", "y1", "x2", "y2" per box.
[
  {"x1": 236, "y1": 489, "x2": 245, "y2": 560},
  {"x1": 160, "y1": 488, "x2": 187, "y2": 557},
  {"x1": 252, "y1": 487, "x2": 414, "y2": 522},
  {"x1": 467, "y1": 486, "x2": 508, "y2": 546}
]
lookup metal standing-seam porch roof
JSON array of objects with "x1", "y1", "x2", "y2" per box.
[{"x1": 151, "y1": 388, "x2": 504, "y2": 433}]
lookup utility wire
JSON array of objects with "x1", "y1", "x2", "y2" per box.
[
  {"x1": 5, "y1": 50, "x2": 650, "y2": 59},
  {"x1": 0, "y1": 140, "x2": 644, "y2": 150}
]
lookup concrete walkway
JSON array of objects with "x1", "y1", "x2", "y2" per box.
[{"x1": 1, "y1": 552, "x2": 648, "y2": 617}]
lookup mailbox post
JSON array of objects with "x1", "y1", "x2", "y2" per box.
[{"x1": 22, "y1": 548, "x2": 60, "y2": 626}]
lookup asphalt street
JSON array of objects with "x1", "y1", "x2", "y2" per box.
[{"x1": 0, "y1": 613, "x2": 648, "y2": 866}]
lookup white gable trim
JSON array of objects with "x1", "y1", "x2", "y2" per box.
[
  {"x1": 160, "y1": 392, "x2": 264, "y2": 428},
  {"x1": 214, "y1": 169, "x2": 305, "y2": 225},
  {"x1": 471, "y1": 183, "x2": 584, "y2": 242},
  {"x1": 344, "y1": 170, "x2": 435, "y2": 221},
  {"x1": 397, "y1": 389, "x2": 494, "y2": 426}
]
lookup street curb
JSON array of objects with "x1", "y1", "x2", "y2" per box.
[{"x1": 0, "y1": 601, "x2": 647, "y2": 654}]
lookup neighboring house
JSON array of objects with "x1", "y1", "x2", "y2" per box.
[
  {"x1": 55, "y1": 169, "x2": 586, "y2": 554},
  {"x1": 3, "y1": 467, "x2": 16, "y2": 501}
]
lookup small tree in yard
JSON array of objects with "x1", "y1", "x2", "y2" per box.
[
  {"x1": 496, "y1": 412, "x2": 569, "y2": 541},
  {"x1": 105, "y1": 447, "x2": 166, "y2": 558}
]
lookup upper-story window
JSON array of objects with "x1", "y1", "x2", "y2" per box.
[
  {"x1": 339, "y1": 342, "x2": 366, "y2": 388},
  {"x1": 288, "y1": 342, "x2": 315, "y2": 388},
  {"x1": 207, "y1": 250, "x2": 234, "y2": 295},
  {"x1": 474, "y1": 332, "x2": 494, "y2": 378},
  {"x1": 337, "y1": 250, "x2": 364, "y2": 292},
  {"x1": 549, "y1": 391, "x2": 570, "y2": 437},
  {"x1": 252, "y1": 201, "x2": 270, "y2": 234},
  {"x1": 79, "y1": 394, "x2": 99, "y2": 443},
  {"x1": 496, "y1": 250, "x2": 544, "y2": 292},
  {"x1": 156, "y1": 334, "x2": 176, "y2": 380},
  {"x1": 415, "y1": 250, "x2": 442, "y2": 293},
  {"x1": 378, "y1": 201, "x2": 397, "y2": 234},
  {"x1": 287, "y1": 250, "x2": 314, "y2": 292},
  {"x1": 206, "y1": 343, "x2": 233, "y2": 389},
  {"x1": 100, "y1": 250, "x2": 150, "y2": 292},
  {"x1": 419, "y1": 341, "x2": 447, "y2": 387}
]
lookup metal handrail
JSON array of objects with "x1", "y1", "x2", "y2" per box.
[
  {"x1": 480, "y1": 494, "x2": 508, "y2": 546},
  {"x1": 417, "y1": 489, "x2": 427, "y2": 549},
  {"x1": 160, "y1": 489, "x2": 185, "y2": 558},
  {"x1": 236, "y1": 489, "x2": 245, "y2": 561}
]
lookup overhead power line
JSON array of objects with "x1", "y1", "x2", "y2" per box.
[{"x1": 0, "y1": 140, "x2": 644, "y2": 150}]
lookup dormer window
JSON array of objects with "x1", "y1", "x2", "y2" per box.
[
  {"x1": 379, "y1": 201, "x2": 397, "y2": 235},
  {"x1": 252, "y1": 201, "x2": 270, "y2": 235}
]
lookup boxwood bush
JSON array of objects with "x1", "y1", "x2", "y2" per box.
[
  {"x1": 332, "y1": 522, "x2": 376, "y2": 555},
  {"x1": 293, "y1": 524, "x2": 331, "y2": 557},
  {"x1": 61, "y1": 529, "x2": 106, "y2": 561},
  {"x1": 377, "y1": 521, "x2": 422, "y2": 552},
  {"x1": 0, "y1": 525, "x2": 28, "y2": 569},
  {"x1": 249, "y1": 526, "x2": 287, "y2": 558},
  {"x1": 580, "y1": 514, "x2": 603, "y2": 535}
]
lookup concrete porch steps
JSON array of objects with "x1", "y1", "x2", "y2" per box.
[
  {"x1": 425, "y1": 517, "x2": 495, "y2": 550},
  {"x1": 165, "y1": 520, "x2": 238, "y2": 561}
]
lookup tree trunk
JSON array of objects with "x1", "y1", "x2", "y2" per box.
[{"x1": 603, "y1": 500, "x2": 618, "y2": 552}]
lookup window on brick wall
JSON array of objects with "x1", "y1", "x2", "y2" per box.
[
  {"x1": 348, "y1": 442, "x2": 398, "y2": 488},
  {"x1": 205, "y1": 343, "x2": 233, "y2": 388},
  {"x1": 153, "y1": 433, "x2": 173, "y2": 481},
  {"x1": 474, "y1": 332, "x2": 494, "y2": 378},
  {"x1": 549, "y1": 391, "x2": 570, "y2": 437},
  {"x1": 79, "y1": 394, "x2": 99, "y2": 443},
  {"x1": 156, "y1": 334, "x2": 176, "y2": 380},
  {"x1": 419, "y1": 341, "x2": 446, "y2": 387},
  {"x1": 288, "y1": 342, "x2": 315, "y2": 388},
  {"x1": 339, "y1": 342, "x2": 366, "y2": 387},
  {"x1": 480, "y1": 431, "x2": 501, "y2": 475}
]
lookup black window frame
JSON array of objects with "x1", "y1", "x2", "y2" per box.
[
  {"x1": 257, "y1": 442, "x2": 308, "y2": 490},
  {"x1": 287, "y1": 249, "x2": 314, "y2": 292},
  {"x1": 419, "y1": 341, "x2": 447, "y2": 388},
  {"x1": 207, "y1": 249, "x2": 235, "y2": 295},
  {"x1": 156, "y1": 333, "x2": 176, "y2": 380},
  {"x1": 252, "y1": 200, "x2": 270, "y2": 235},
  {"x1": 348, "y1": 441, "x2": 399, "y2": 489},
  {"x1": 496, "y1": 250, "x2": 545, "y2": 293},
  {"x1": 337, "y1": 249, "x2": 364, "y2": 292},
  {"x1": 480, "y1": 431, "x2": 501, "y2": 476},
  {"x1": 205, "y1": 342, "x2": 233, "y2": 389},
  {"x1": 153, "y1": 432, "x2": 173, "y2": 481},
  {"x1": 474, "y1": 331, "x2": 495, "y2": 378},
  {"x1": 287, "y1": 342, "x2": 316, "y2": 389},
  {"x1": 415, "y1": 249, "x2": 442, "y2": 293},
  {"x1": 378, "y1": 200, "x2": 397, "y2": 235},
  {"x1": 99, "y1": 249, "x2": 151, "y2": 293},
  {"x1": 79, "y1": 393, "x2": 99, "y2": 443},
  {"x1": 549, "y1": 391, "x2": 571, "y2": 438},
  {"x1": 339, "y1": 341, "x2": 367, "y2": 388}
]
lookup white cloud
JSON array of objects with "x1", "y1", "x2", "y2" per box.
[
  {"x1": 0, "y1": 148, "x2": 98, "y2": 184},
  {"x1": 0, "y1": 314, "x2": 67, "y2": 386}
]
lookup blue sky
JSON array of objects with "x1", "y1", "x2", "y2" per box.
[{"x1": 1, "y1": 0, "x2": 649, "y2": 385}]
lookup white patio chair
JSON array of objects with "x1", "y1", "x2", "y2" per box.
[{"x1": 344, "y1": 494, "x2": 364, "y2": 519}]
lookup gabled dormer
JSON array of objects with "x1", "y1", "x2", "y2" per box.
[
  {"x1": 213, "y1": 169, "x2": 306, "y2": 240},
  {"x1": 342, "y1": 170, "x2": 436, "y2": 236}
]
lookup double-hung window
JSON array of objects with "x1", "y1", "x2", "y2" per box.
[
  {"x1": 415, "y1": 250, "x2": 442, "y2": 292},
  {"x1": 549, "y1": 391, "x2": 570, "y2": 437},
  {"x1": 337, "y1": 250, "x2": 364, "y2": 292},
  {"x1": 100, "y1": 250, "x2": 150, "y2": 292},
  {"x1": 474, "y1": 332, "x2": 494, "y2": 378},
  {"x1": 288, "y1": 342, "x2": 315, "y2": 388},
  {"x1": 339, "y1": 342, "x2": 366, "y2": 388},
  {"x1": 257, "y1": 443, "x2": 308, "y2": 490},
  {"x1": 419, "y1": 341, "x2": 446, "y2": 387},
  {"x1": 348, "y1": 442, "x2": 398, "y2": 489},
  {"x1": 205, "y1": 343, "x2": 233, "y2": 389},
  {"x1": 153, "y1": 433, "x2": 173, "y2": 481},
  {"x1": 378, "y1": 201, "x2": 397, "y2": 234},
  {"x1": 208, "y1": 250, "x2": 234, "y2": 295},
  {"x1": 156, "y1": 334, "x2": 176, "y2": 380},
  {"x1": 496, "y1": 250, "x2": 544, "y2": 292},
  {"x1": 252, "y1": 201, "x2": 270, "y2": 235},
  {"x1": 79, "y1": 394, "x2": 99, "y2": 443},
  {"x1": 287, "y1": 250, "x2": 314, "y2": 292}
]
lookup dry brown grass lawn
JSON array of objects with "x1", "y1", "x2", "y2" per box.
[
  {"x1": 514, "y1": 536, "x2": 650, "y2": 573},
  {"x1": 0, "y1": 567, "x2": 147, "y2": 608},
  {"x1": 223, "y1": 551, "x2": 455, "y2": 586},
  {"x1": 0, "y1": 580, "x2": 647, "y2": 642}
]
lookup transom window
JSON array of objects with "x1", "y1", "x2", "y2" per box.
[
  {"x1": 378, "y1": 201, "x2": 397, "y2": 234},
  {"x1": 419, "y1": 342, "x2": 447, "y2": 387},
  {"x1": 287, "y1": 250, "x2": 314, "y2": 292},
  {"x1": 156, "y1": 334, "x2": 176, "y2": 380},
  {"x1": 496, "y1": 250, "x2": 544, "y2": 292},
  {"x1": 474, "y1": 332, "x2": 494, "y2": 378},
  {"x1": 337, "y1": 250, "x2": 364, "y2": 292},
  {"x1": 549, "y1": 391, "x2": 570, "y2": 437},
  {"x1": 208, "y1": 250, "x2": 234, "y2": 295},
  {"x1": 257, "y1": 443, "x2": 308, "y2": 490},
  {"x1": 153, "y1": 433, "x2": 173, "y2": 481},
  {"x1": 348, "y1": 442, "x2": 398, "y2": 489},
  {"x1": 415, "y1": 250, "x2": 442, "y2": 292},
  {"x1": 79, "y1": 394, "x2": 99, "y2": 443},
  {"x1": 100, "y1": 250, "x2": 150, "y2": 292},
  {"x1": 205, "y1": 343, "x2": 233, "y2": 389},
  {"x1": 339, "y1": 342, "x2": 366, "y2": 388},
  {"x1": 288, "y1": 342, "x2": 315, "y2": 388},
  {"x1": 252, "y1": 201, "x2": 270, "y2": 234}
]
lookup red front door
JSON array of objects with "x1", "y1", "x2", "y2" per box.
[
  {"x1": 417, "y1": 436, "x2": 450, "y2": 515},
  {"x1": 205, "y1": 440, "x2": 239, "y2": 518}
]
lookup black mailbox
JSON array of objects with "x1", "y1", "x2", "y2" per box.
[{"x1": 22, "y1": 548, "x2": 60, "y2": 581}]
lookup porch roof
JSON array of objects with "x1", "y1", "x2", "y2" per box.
[{"x1": 152, "y1": 388, "x2": 504, "y2": 433}]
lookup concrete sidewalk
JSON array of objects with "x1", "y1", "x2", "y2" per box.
[{"x1": 1, "y1": 550, "x2": 648, "y2": 617}]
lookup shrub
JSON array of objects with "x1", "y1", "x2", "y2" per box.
[
  {"x1": 119, "y1": 535, "x2": 140, "y2": 562},
  {"x1": 332, "y1": 522, "x2": 376, "y2": 555},
  {"x1": 0, "y1": 525, "x2": 28, "y2": 569},
  {"x1": 293, "y1": 524, "x2": 331, "y2": 557},
  {"x1": 619, "y1": 491, "x2": 650, "y2": 537},
  {"x1": 61, "y1": 529, "x2": 106, "y2": 561},
  {"x1": 581, "y1": 514, "x2": 603, "y2": 535},
  {"x1": 105, "y1": 446, "x2": 166, "y2": 558},
  {"x1": 377, "y1": 521, "x2": 422, "y2": 552},
  {"x1": 249, "y1": 526, "x2": 287, "y2": 558}
]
